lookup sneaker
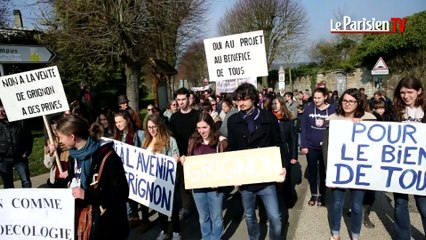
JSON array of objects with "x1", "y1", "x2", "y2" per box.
[
  {"x1": 156, "y1": 230, "x2": 169, "y2": 240},
  {"x1": 171, "y1": 232, "x2": 181, "y2": 240}
]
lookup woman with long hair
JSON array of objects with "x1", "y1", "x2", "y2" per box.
[
  {"x1": 96, "y1": 108, "x2": 115, "y2": 138},
  {"x1": 301, "y1": 88, "x2": 336, "y2": 206},
  {"x1": 272, "y1": 96, "x2": 299, "y2": 210},
  {"x1": 113, "y1": 110, "x2": 150, "y2": 227},
  {"x1": 325, "y1": 88, "x2": 376, "y2": 240},
  {"x1": 392, "y1": 76, "x2": 426, "y2": 240},
  {"x1": 182, "y1": 112, "x2": 228, "y2": 240},
  {"x1": 56, "y1": 115, "x2": 129, "y2": 240},
  {"x1": 163, "y1": 100, "x2": 179, "y2": 121},
  {"x1": 142, "y1": 114, "x2": 182, "y2": 240}
]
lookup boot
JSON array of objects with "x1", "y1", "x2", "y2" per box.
[{"x1": 363, "y1": 204, "x2": 375, "y2": 228}]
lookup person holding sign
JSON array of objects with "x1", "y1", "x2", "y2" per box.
[
  {"x1": 0, "y1": 100, "x2": 34, "y2": 188},
  {"x1": 392, "y1": 76, "x2": 426, "y2": 240},
  {"x1": 142, "y1": 114, "x2": 182, "y2": 240},
  {"x1": 227, "y1": 83, "x2": 286, "y2": 240},
  {"x1": 300, "y1": 88, "x2": 336, "y2": 207},
  {"x1": 113, "y1": 110, "x2": 150, "y2": 227},
  {"x1": 56, "y1": 115, "x2": 130, "y2": 240},
  {"x1": 181, "y1": 112, "x2": 228, "y2": 240},
  {"x1": 324, "y1": 88, "x2": 376, "y2": 240}
]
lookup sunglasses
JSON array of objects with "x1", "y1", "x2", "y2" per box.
[{"x1": 147, "y1": 108, "x2": 154, "y2": 112}]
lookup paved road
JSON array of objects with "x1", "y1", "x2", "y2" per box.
[{"x1": 6, "y1": 153, "x2": 425, "y2": 239}]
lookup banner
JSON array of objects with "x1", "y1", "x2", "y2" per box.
[
  {"x1": 204, "y1": 30, "x2": 268, "y2": 82},
  {"x1": 0, "y1": 66, "x2": 69, "y2": 121},
  {"x1": 109, "y1": 139, "x2": 177, "y2": 216},
  {"x1": 215, "y1": 76, "x2": 257, "y2": 93},
  {"x1": 184, "y1": 147, "x2": 283, "y2": 189},
  {"x1": 326, "y1": 120, "x2": 426, "y2": 195},
  {"x1": 0, "y1": 188, "x2": 74, "y2": 240}
]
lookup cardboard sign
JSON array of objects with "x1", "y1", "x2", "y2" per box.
[
  {"x1": 0, "y1": 188, "x2": 74, "y2": 240},
  {"x1": 108, "y1": 139, "x2": 177, "y2": 217},
  {"x1": 204, "y1": 30, "x2": 268, "y2": 82},
  {"x1": 326, "y1": 120, "x2": 426, "y2": 195},
  {"x1": 184, "y1": 147, "x2": 283, "y2": 189},
  {"x1": 0, "y1": 66, "x2": 69, "y2": 121}
]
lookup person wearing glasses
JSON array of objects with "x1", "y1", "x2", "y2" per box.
[
  {"x1": 143, "y1": 104, "x2": 157, "y2": 130},
  {"x1": 300, "y1": 87, "x2": 336, "y2": 207},
  {"x1": 143, "y1": 114, "x2": 181, "y2": 240},
  {"x1": 163, "y1": 100, "x2": 178, "y2": 121},
  {"x1": 323, "y1": 88, "x2": 376, "y2": 240}
]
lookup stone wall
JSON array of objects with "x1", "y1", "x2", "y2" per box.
[{"x1": 290, "y1": 67, "x2": 390, "y2": 99}]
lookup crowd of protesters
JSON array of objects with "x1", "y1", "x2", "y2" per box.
[{"x1": 0, "y1": 75, "x2": 425, "y2": 240}]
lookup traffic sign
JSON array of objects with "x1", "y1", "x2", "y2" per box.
[
  {"x1": 0, "y1": 44, "x2": 55, "y2": 63},
  {"x1": 371, "y1": 57, "x2": 389, "y2": 75}
]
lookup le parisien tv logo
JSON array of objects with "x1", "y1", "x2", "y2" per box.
[{"x1": 330, "y1": 16, "x2": 406, "y2": 33}]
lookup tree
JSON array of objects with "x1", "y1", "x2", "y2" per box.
[
  {"x1": 0, "y1": 0, "x2": 10, "y2": 27},
  {"x1": 176, "y1": 40, "x2": 208, "y2": 88},
  {"x1": 41, "y1": 0, "x2": 209, "y2": 109},
  {"x1": 217, "y1": 0, "x2": 309, "y2": 87}
]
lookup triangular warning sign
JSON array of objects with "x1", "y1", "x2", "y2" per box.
[{"x1": 373, "y1": 57, "x2": 388, "y2": 70}]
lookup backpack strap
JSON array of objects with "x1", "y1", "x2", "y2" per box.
[{"x1": 92, "y1": 150, "x2": 113, "y2": 190}]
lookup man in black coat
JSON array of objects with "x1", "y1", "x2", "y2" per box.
[
  {"x1": 227, "y1": 83, "x2": 286, "y2": 240},
  {"x1": 0, "y1": 100, "x2": 33, "y2": 188}
]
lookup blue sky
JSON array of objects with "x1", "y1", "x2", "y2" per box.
[{"x1": 12, "y1": 0, "x2": 426, "y2": 61}]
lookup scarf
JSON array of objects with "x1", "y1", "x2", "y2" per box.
[
  {"x1": 242, "y1": 107, "x2": 260, "y2": 134},
  {"x1": 69, "y1": 137, "x2": 100, "y2": 189}
]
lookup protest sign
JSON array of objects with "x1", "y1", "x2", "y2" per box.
[
  {"x1": 204, "y1": 30, "x2": 268, "y2": 82},
  {"x1": 0, "y1": 188, "x2": 74, "y2": 240},
  {"x1": 108, "y1": 138, "x2": 177, "y2": 216},
  {"x1": 215, "y1": 76, "x2": 257, "y2": 93},
  {"x1": 326, "y1": 120, "x2": 426, "y2": 196},
  {"x1": 183, "y1": 147, "x2": 283, "y2": 189},
  {"x1": 0, "y1": 66, "x2": 69, "y2": 121}
]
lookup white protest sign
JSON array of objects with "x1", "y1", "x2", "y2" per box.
[
  {"x1": 108, "y1": 139, "x2": 177, "y2": 216},
  {"x1": 0, "y1": 188, "x2": 74, "y2": 240},
  {"x1": 184, "y1": 147, "x2": 283, "y2": 189},
  {"x1": 326, "y1": 120, "x2": 426, "y2": 195},
  {"x1": 0, "y1": 66, "x2": 69, "y2": 121},
  {"x1": 215, "y1": 76, "x2": 257, "y2": 93},
  {"x1": 204, "y1": 30, "x2": 268, "y2": 82}
]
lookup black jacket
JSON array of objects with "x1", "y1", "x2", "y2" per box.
[
  {"x1": 69, "y1": 141, "x2": 129, "y2": 240},
  {"x1": 277, "y1": 118, "x2": 298, "y2": 163},
  {"x1": 227, "y1": 108, "x2": 286, "y2": 192},
  {"x1": 0, "y1": 120, "x2": 33, "y2": 160}
]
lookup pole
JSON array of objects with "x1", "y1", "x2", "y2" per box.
[{"x1": 42, "y1": 115, "x2": 64, "y2": 173}]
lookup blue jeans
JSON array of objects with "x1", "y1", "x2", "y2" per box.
[
  {"x1": 0, "y1": 158, "x2": 31, "y2": 188},
  {"x1": 192, "y1": 190, "x2": 224, "y2": 240},
  {"x1": 330, "y1": 188, "x2": 365, "y2": 238},
  {"x1": 394, "y1": 193, "x2": 426, "y2": 240},
  {"x1": 14, "y1": 158, "x2": 32, "y2": 188},
  {"x1": 240, "y1": 184, "x2": 282, "y2": 240}
]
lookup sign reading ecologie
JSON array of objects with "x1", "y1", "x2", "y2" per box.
[
  {"x1": 0, "y1": 66, "x2": 69, "y2": 121},
  {"x1": 0, "y1": 188, "x2": 74, "y2": 240},
  {"x1": 184, "y1": 147, "x2": 283, "y2": 189},
  {"x1": 326, "y1": 120, "x2": 426, "y2": 195},
  {"x1": 204, "y1": 30, "x2": 268, "y2": 82},
  {"x1": 109, "y1": 138, "x2": 177, "y2": 217}
]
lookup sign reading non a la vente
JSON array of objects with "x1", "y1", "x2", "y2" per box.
[
  {"x1": 0, "y1": 66, "x2": 69, "y2": 121},
  {"x1": 326, "y1": 120, "x2": 426, "y2": 196},
  {"x1": 204, "y1": 30, "x2": 268, "y2": 82},
  {"x1": 0, "y1": 188, "x2": 74, "y2": 240},
  {"x1": 184, "y1": 147, "x2": 283, "y2": 189}
]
